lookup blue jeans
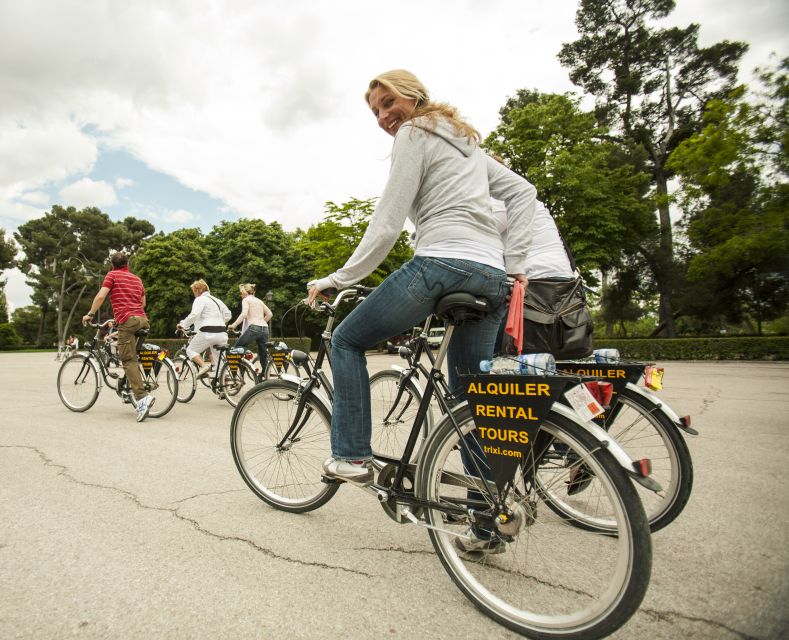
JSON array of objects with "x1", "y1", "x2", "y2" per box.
[
  {"x1": 235, "y1": 324, "x2": 270, "y2": 371},
  {"x1": 329, "y1": 256, "x2": 509, "y2": 460}
]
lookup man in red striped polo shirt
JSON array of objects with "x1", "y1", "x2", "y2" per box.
[{"x1": 82, "y1": 252, "x2": 155, "y2": 422}]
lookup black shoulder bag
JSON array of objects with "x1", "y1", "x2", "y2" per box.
[{"x1": 507, "y1": 235, "x2": 594, "y2": 359}]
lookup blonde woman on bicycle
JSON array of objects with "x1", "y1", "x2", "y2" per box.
[
  {"x1": 307, "y1": 69, "x2": 534, "y2": 527},
  {"x1": 228, "y1": 283, "x2": 273, "y2": 372},
  {"x1": 177, "y1": 279, "x2": 231, "y2": 378}
]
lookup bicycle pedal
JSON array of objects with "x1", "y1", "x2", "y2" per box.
[
  {"x1": 321, "y1": 475, "x2": 342, "y2": 485},
  {"x1": 109, "y1": 372, "x2": 120, "y2": 379}
]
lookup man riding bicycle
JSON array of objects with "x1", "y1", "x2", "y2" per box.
[{"x1": 82, "y1": 252, "x2": 155, "y2": 422}]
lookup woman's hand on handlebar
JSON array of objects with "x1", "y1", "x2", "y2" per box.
[{"x1": 306, "y1": 279, "x2": 336, "y2": 306}]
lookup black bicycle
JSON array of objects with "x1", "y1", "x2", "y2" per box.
[
  {"x1": 172, "y1": 328, "x2": 257, "y2": 407},
  {"x1": 230, "y1": 286, "x2": 652, "y2": 639},
  {"x1": 57, "y1": 322, "x2": 178, "y2": 418}
]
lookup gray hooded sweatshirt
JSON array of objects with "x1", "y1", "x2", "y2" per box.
[{"x1": 315, "y1": 116, "x2": 536, "y2": 291}]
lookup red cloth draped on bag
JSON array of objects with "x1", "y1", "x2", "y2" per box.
[{"x1": 505, "y1": 280, "x2": 525, "y2": 354}]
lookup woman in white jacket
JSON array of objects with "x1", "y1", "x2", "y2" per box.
[{"x1": 177, "y1": 279, "x2": 232, "y2": 377}]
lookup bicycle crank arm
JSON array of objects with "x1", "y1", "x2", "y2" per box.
[{"x1": 399, "y1": 508, "x2": 472, "y2": 540}]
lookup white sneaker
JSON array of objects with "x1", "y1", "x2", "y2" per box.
[
  {"x1": 135, "y1": 395, "x2": 156, "y2": 422},
  {"x1": 196, "y1": 364, "x2": 211, "y2": 378},
  {"x1": 454, "y1": 528, "x2": 506, "y2": 555},
  {"x1": 322, "y1": 457, "x2": 373, "y2": 486}
]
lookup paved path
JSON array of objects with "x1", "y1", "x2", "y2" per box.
[{"x1": 1, "y1": 353, "x2": 787, "y2": 639}]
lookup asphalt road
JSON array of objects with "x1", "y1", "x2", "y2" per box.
[{"x1": 1, "y1": 353, "x2": 787, "y2": 639}]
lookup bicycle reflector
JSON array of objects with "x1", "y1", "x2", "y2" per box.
[
  {"x1": 583, "y1": 381, "x2": 614, "y2": 408},
  {"x1": 244, "y1": 351, "x2": 254, "y2": 360},
  {"x1": 633, "y1": 458, "x2": 652, "y2": 478}
]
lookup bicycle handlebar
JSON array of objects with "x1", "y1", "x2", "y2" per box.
[{"x1": 304, "y1": 284, "x2": 375, "y2": 311}]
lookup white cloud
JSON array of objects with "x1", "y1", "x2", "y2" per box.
[
  {"x1": 0, "y1": 0, "x2": 785, "y2": 239},
  {"x1": 165, "y1": 209, "x2": 196, "y2": 224},
  {"x1": 19, "y1": 190, "x2": 50, "y2": 205},
  {"x1": 58, "y1": 178, "x2": 117, "y2": 209},
  {"x1": 115, "y1": 177, "x2": 134, "y2": 189}
]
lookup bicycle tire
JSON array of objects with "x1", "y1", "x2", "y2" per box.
[
  {"x1": 416, "y1": 405, "x2": 651, "y2": 639},
  {"x1": 230, "y1": 379, "x2": 339, "y2": 513},
  {"x1": 369, "y1": 369, "x2": 433, "y2": 462},
  {"x1": 603, "y1": 388, "x2": 693, "y2": 532},
  {"x1": 143, "y1": 359, "x2": 178, "y2": 418},
  {"x1": 57, "y1": 355, "x2": 100, "y2": 412},
  {"x1": 173, "y1": 355, "x2": 197, "y2": 403},
  {"x1": 219, "y1": 359, "x2": 257, "y2": 408}
]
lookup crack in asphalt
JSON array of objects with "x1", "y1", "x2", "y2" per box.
[
  {"x1": 0, "y1": 444, "x2": 371, "y2": 577},
  {"x1": 356, "y1": 546, "x2": 766, "y2": 638},
  {"x1": 639, "y1": 607, "x2": 764, "y2": 640}
]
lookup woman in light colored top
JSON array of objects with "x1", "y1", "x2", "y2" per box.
[
  {"x1": 177, "y1": 279, "x2": 232, "y2": 378},
  {"x1": 306, "y1": 69, "x2": 535, "y2": 496},
  {"x1": 228, "y1": 283, "x2": 273, "y2": 373}
]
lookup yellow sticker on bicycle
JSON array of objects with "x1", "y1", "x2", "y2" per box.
[
  {"x1": 138, "y1": 350, "x2": 159, "y2": 373},
  {"x1": 226, "y1": 351, "x2": 242, "y2": 371},
  {"x1": 271, "y1": 352, "x2": 286, "y2": 371}
]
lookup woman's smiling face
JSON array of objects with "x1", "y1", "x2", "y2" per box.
[{"x1": 368, "y1": 85, "x2": 417, "y2": 137}]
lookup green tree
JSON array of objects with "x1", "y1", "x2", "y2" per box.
[
  {"x1": 484, "y1": 90, "x2": 654, "y2": 285},
  {"x1": 10, "y1": 305, "x2": 42, "y2": 345},
  {"x1": 559, "y1": 0, "x2": 747, "y2": 335},
  {"x1": 133, "y1": 228, "x2": 211, "y2": 338},
  {"x1": 0, "y1": 229, "x2": 14, "y2": 273},
  {"x1": 14, "y1": 206, "x2": 155, "y2": 345},
  {"x1": 0, "y1": 290, "x2": 8, "y2": 324},
  {"x1": 0, "y1": 323, "x2": 22, "y2": 349},
  {"x1": 300, "y1": 198, "x2": 413, "y2": 285},
  {"x1": 204, "y1": 219, "x2": 314, "y2": 337},
  {"x1": 667, "y1": 60, "x2": 789, "y2": 334}
]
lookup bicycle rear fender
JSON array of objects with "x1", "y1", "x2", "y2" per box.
[
  {"x1": 280, "y1": 374, "x2": 333, "y2": 415},
  {"x1": 553, "y1": 402, "x2": 662, "y2": 493},
  {"x1": 625, "y1": 383, "x2": 697, "y2": 436}
]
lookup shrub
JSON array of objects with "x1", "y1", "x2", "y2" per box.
[
  {"x1": 0, "y1": 323, "x2": 22, "y2": 349},
  {"x1": 591, "y1": 336, "x2": 789, "y2": 360}
]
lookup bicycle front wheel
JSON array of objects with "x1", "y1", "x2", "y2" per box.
[
  {"x1": 142, "y1": 359, "x2": 178, "y2": 418},
  {"x1": 416, "y1": 406, "x2": 651, "y2": 640},
  {"x1": 369, "y1": 369, "x2": 432, "y2": 461},
  {"x1": 230, "y1": 379, "x2": 338, "y2": 512},
  {"x1": 602, "y1": 388, "x2": 693, "y2": 532},
  {"x1": 57, "y1": 355, "x2": 100, "y2": 412},
  {"x1": 173, "y1": 356, "x2": 197, "y2": 403},
  {"x1": 219, "y1": 360, "x2": 257, "y2": 407}
]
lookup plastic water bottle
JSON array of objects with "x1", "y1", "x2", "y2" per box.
[
  {"x1": 593, "y1": 348, "x2": 621, "y2": 364},
  {"x1": 480, "y1": 353, "x2": 556, "y2": 375}
]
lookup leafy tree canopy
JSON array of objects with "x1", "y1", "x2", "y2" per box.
[{"x1": 484, "y1": 90, "x2": 654, "y2": 282}]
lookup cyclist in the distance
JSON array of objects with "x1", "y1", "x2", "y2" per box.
[
  {"x1": 228, "y1": 283, "x2": 273, "y2": 373},
  {"x1": 177, "y1": 279, "x2": 232, "y2": 378},
  {"x1": 82, "y1": 252, "x2": 155, "y2": 422}
]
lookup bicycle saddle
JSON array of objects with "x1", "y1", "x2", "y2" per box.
[
  {"x1": 434, "y1": 292, "x2": 489, "y2": 326},
  {"x1": 134, "y1": 328, "x2": 149, "y2": 337}
]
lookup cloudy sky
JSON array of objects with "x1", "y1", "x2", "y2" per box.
[{"x1": 1, "y1": 0, "x2": 787, "y2": 310}]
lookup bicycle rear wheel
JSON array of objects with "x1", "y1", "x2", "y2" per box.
[
  {"x1": 57, "y1": 355, "x2": 100, "y2": 412},
  {"x1": 263, "y1": 357, "x2": 305, "y2": 381},
  {"x1": 173, "y1": 355, "x2": 197, "y2": 403},
  {"x1": 143, "y1": 359, "x2": 178, "y2": 418},
  {"x1": 219, "y1": 360, "x2": 257, "y2": 407},
  {"x1": 416, "y1": 406, "x2": 651, "y2": 640},
  {"x1": 369, "y1": 369, "x2": 432, "y2": 462},
  {"x1": 601, "y1": 388, "x2": 693, "y2": 532},
  {"x1": 230, "y1": 379, "x2": 338, "y2": 512}
]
